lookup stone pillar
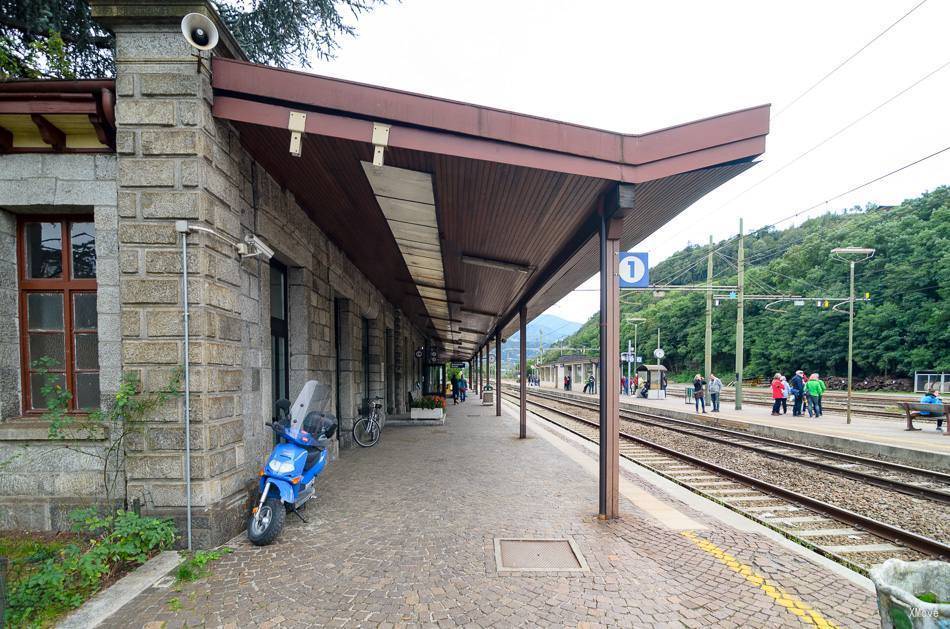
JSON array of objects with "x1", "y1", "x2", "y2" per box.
[
  {"x1": 90, "y1": 0, "x2": 262, "y2": 547},
  {"x1": 393, "y1": 311, "x2": 404, "y2": 413}
]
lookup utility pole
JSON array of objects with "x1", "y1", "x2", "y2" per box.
[
  {"x1": 847, "y1": 260, "x2": 855, "y2": 424},
  {"x1": 656, "y1": 328, "x2": 661, "y2": 366},
  {"x1": 626, "y1": 339, "x2": 632, "y2": 395},
  {"x1": 735, "y1": 218, "x2": 744, "y2": 410},
  {"x1": 705, "y1": 234, "x2": 713, "y2": 379},
  {"x1": 831, "y1": 247, "x2": 875, "y2": 425},
  {"x1": 633, "y1": 324, "x2": 639, "y2": 375}
]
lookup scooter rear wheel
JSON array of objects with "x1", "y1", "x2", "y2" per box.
[{"x1": 247, "y1": 496, "x2": 284, "y2": 546}]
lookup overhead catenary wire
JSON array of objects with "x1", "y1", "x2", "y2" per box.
[
  {"x1": 773, "y1": 0, "x2": 930, "y2": 118},
  {"x1": 709, "y1": 57, "x2": 950, "y2": 217}
]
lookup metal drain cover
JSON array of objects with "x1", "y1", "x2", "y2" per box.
[{"x1": 494, "y1": 538, "x2": 589, "y2": 572}]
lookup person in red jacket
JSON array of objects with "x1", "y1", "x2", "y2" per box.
[{"x1": 770, "y1": 373, "x2": 785, "y2": 416}]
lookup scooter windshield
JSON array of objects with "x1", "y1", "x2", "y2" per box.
[{"x1": 285, "y1": 380, "x2": 332, "y2": 439}]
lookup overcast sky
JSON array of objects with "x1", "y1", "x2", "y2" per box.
[{"x1": 306, "y1": 0, "x2": 950, "y2": 324}]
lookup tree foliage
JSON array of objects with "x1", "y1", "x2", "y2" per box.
[
  {"x1": 0, "y1": 0, "x2": 113, "y2": 79},
  {"x1": 0, "y1": 0, "x2": 384, "y2": 80},
  {"x1": 546, "y1": 187, "x2": 950, "y2": 379}
]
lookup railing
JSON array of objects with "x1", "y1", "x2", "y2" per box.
[{"x1": 915, "y1": 372, "x2": 949, "y2": 393}]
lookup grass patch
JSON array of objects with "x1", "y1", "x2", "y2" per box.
[
  {"x1": 1, "y1": 510, "x2": 175, "y2": 628},
  {"x1": 175, "y1": 547, "x2": 233, "y2": 584}
]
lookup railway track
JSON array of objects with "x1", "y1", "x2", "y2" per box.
[
  {"x1": 510, "y1": 386, "x2": 950, "y2": 501},
  {"x1": 499, "y1": 387, "x2": 950, "y2": 572}
]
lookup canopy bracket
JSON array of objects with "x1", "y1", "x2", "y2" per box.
[
  {"x1": 372, "y1": 122, "x2": 390, "y2": 166},
  {"x1": 288, "y1": 111, "x2": 306, "y2": 157}
]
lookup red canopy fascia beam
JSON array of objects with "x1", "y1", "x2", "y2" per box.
[
  {"x1": 214, "y1": 95, "x2": 766, "y2": 184},
  {"x1": 212, "y1": 57, "x2": 768, "y2": 170}
]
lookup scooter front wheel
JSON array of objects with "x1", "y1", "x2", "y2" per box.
[{"x1": 247, "y1": 496, "x2": 285, "y2": 546}]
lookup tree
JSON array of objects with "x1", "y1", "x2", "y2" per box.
[
  {"x1": 547, "y1": 187, "x2": 950, "y2": 381},
  {"x1": 0, "y1": 0, "x2": 385, "y2": 80}
]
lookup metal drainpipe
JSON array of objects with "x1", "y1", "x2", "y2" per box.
[{"x1": 179, "y1": 226, "x2": 193, "y2": 552}]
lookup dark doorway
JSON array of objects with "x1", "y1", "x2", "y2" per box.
[
  {"x1": 334, "y1": 297, "x2": 344, "y2": 439},
  {"x1": 361, "y1": 317, "x2": 370, "y2": 412},
  {"x1": 269, "y1": 261, "x2": 288, "y2": 421},
  {"x1": 385, "y1": 327, "x2": 394, "y2": 414}
]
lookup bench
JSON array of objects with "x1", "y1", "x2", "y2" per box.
[{"x1": 899, "y1": 402, "x2": 949, "y2": 434}]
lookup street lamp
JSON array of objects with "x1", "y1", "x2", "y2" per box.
[
  {"x1": 625, "y1": 317, "x2": 646, "y2": 395},
  {"x1": 831, "y1": 247, "x2": 875, "y2": 424}
]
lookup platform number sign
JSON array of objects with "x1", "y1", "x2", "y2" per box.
[{"x1": 618, "y1": 252, "x2": 649, "y2": 288}]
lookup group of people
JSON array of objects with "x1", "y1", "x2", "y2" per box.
[
  {"x1": 449, "y1": 372, "x2": 468, "y2": 405},
  {"x1": 691, "y1": 373, "x2": 723, "y2": 413},
  {"x1": 620, "y1": 375, "x2": 641, "y2": 396},
  {"x1": 582, "y1": 374, "x2": 596, "y2": 394},
  {"x1": 771, "y1": 371, "x2": 826, "y2": 417}
]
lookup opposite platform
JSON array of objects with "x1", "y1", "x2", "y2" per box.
[
  {"x1": 100, "y1": 394, "x2": 878, "y2": 628},
  {"x1": 528, "y1": 383, "x2": 950, "y2": 471}
]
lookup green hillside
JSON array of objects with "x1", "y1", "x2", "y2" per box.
[{"x1": 545, "y1": 186, "x2": 950, "y2": 379}]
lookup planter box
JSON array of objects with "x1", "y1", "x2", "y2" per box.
[
  {"x1": 870, "y1": 559, "x2": 950, "y2": 629},
  {"x1": 410, "y1": 407, "x2": 445, "y2": 421}
]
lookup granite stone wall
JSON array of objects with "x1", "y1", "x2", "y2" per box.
[
  {"x1": 0, "y1": 153, "x2": 120, "y2": 529},
  {"x1": 0, "y1": 9, "x2": 426, "y2": 546}
]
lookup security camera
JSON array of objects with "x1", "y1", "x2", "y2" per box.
[
  {"x1": 240, "y1": 234, "x2": 275, "y2": 261},
  {"x1": 181, "y1": 13, "x2": 219, "y2": 51}
]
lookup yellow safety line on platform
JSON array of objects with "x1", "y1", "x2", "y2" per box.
[{"x1": 681, "y1": 531, "x2": 839, "y2": 628}]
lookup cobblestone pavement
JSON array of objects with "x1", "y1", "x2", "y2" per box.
[{"x1": 103, "y1": 399, "x2": 879, "y2": 628}]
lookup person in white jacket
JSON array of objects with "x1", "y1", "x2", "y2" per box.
[{"x1": 707, "y1": 373, "x2": 723, "y2": 412}]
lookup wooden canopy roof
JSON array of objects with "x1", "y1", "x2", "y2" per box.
[
  {"x1": 211, "y1": 57, "x2": 769, "y2": 360},
  {"x1": 0, "y1": 80, "x2": 115, "y2": 153}
]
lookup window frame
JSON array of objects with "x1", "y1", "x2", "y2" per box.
[{"x1": 16, "y1": 215, "x2": 97, "y2": 414}]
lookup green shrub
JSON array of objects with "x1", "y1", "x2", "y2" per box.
[
  {"x1": 3, "y1": 510, "x2": 175, "y2": 627},
  {"x1": 410, "y1": 396, "x2": 445, "y2": 410}
]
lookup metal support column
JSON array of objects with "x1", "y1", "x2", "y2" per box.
[
  {"x1": 495, "y1": 332, "x2": 502, "y2": 416},
  {"x1": 705, "y1": 234, "x2": 713, "y2": 379},
  {"x1": 519, "y1": 305, "x2": 527, "y2": 438},
  {"x1": 735, "y1": 218, "x2": 745, "y2": 410},
  {"x1": 599, "y1": 184, "x2": 630, "y2": 520},
  {"x1": 476, "y1": 349, "x2": 480, "y2": 395}
]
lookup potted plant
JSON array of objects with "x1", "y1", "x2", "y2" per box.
[
  {"x1": 410, "y1": 395, "x2": 446, "y2": 420},
  {"x1": 870, "y1": 559, "x2": 950, "y2": 628}
]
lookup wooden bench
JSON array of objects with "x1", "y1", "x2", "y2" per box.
[{"x1": 899, "y1": 402, "x2": 949, "y2": 434}]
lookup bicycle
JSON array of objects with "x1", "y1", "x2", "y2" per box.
[{"x1": 352, "y1": 396, "x2": 383, "y2": 447}]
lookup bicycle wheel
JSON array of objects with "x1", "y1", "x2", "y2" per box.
[{"x1": 352, "y1": 417, "x2": 380, "y2": 447}]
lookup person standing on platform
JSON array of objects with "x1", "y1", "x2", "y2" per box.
[
  {"x1": 693, "y1": 374, "x2": 706, "y2": 413},
  {"x1": 790, "y1": 370, "x2": 805, "y2": 416},
  {"x1": 805, "y1": 373, "x2": 824, "y2": 417},
  {"x1": 770, "y1": 373, "x2": 785, "y2": 416},
  {"x1": 584, "y1": 374, "x2": 594, "y2": 394},
  {"x1": 621, "y1": 375, "x2": 628, "y2": 396},
  {"x1": 566, "y1": 375, "x2": 571, "y2": 391},
  {"x1": 450, "y1": 373, "x2": 459, "y2": 405},
  {"x1": 459, "y1": 374, "x2": 467, "y2": 402},
  {"x1": 780, "y1": 375, "x2": 790, "y2": 414},
  {"x1": 707, "y1": 373, "x2": 722, "y2": 412}
]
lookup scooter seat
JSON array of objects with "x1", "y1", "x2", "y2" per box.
[{"x1": 304, "y1": 448, "x2": 321, "y2": 471}]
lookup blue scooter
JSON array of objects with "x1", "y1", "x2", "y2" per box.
[{"x1": 248, "y1": 380, "x2": 337, "y2": 545}]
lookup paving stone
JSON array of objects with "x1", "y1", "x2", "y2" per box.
[{"x1": 99, "y1": 402, "x2": 879, "y2": 628}]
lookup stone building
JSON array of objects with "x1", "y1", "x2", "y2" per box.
[
  {"x1": 0, "y1": 3, "x2": 427, "y2": 546},
  {"x1": 538, "y1": 355, "x2": 599, "y2": 392},
  {"x1": 0, "y1": 1, "x2": 768, "y2": 547}
]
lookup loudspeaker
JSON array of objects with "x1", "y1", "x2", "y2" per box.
[{"x1": 181, "y1": 13, "x2": 219, "y2": 51}]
